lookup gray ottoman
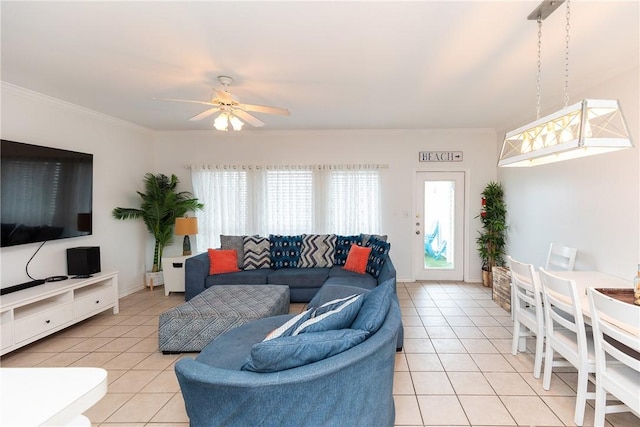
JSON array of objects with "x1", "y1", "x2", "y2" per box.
[{"x1": 159, "y1": 285, "x2": 290, "y2": 353}]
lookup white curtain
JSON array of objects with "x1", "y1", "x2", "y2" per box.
[
  {"x1": 191, "y1": 166, "x2": 248, "y2": 252},
  {"x1": 191, "y1": 164, "x2": 384, "y2": 251},
  {"x1": 323, "y1": 168, "x2": 381, "y2": 235}
]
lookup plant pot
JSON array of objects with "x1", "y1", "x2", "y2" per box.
[
  {"x1": 482, "y1": 269, "x2": 493, "y2": 287},
  {"x1": 145, "y1": 271, "x2": 164, "y2": 290}
]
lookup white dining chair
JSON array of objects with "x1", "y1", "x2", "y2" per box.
[
  {"x1": 587, "y1": 288, "x2": 640, "y2": 427},
  {"x1": 539, "y1": 268, "x2": 596, "y2": 426},
  {"x1": 509, "y1": 256, "x2": 545, "y2": 378},
  {"x1": 545, "y1": 242, "x2": 577, "y2": 271}
]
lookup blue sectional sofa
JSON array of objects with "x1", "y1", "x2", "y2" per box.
[
  {"x1": 175, "y1": 280, "x2": 402, "y2": 427},
  {"x1": 183, "y1": 234, "x2": 403, "y2": 350},
  {"x1": 184, "y1": 234, "x2": 395, "y2": 303},
  {"x1": 185, "y1": 252, "x2": 395, "y2": 302}
]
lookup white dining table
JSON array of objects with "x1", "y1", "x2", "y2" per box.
[
  {"x1": 0, "y1": 367, "x2": 107, "y2": 426},
  {"x1": 543, "y1": 270, "x2": 633, "y2": 319}
]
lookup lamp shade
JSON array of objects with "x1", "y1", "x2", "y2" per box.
[
  {"x1": 175, "y1": 217, "x2": 198, "y2": 236},
  {"x1": 499, "y1": 99, "x2": 633, "y2": 167}
]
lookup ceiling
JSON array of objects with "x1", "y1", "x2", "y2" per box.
[{"x1": 1, "y1": 1, "x2": 638, "y2": 132}]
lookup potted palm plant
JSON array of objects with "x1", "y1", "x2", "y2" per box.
[
  {"x1": 113, "y1": 173, "x2": 203, "y2": 277},
  {"x1": 476, "y1": 181, "x2": 507, "y2": 287}
]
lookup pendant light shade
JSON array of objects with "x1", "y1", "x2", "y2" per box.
[
  {"x1": 499, "y1": 99, "x2": 633, "y2": 167},
  {"x1": 498, "y1": 1, "x2": 634, "y2": 168}
]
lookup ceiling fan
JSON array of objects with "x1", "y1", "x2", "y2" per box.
[{"x1": 158, "y1": 76, "x2": 290, "y2": 130}]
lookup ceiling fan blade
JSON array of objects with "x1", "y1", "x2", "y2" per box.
[
  {"x1": 214, "y1": 88, "x2": 236, "y2": 104},
  {"x1": 241, "y1": 104, "x2": 291, "y2": 116},
  {"x1": 189, "y1": 107, "x2": 220, "y2": 121},
  {"x1": 153, "y1": 97, "x2": 215, "y2": 106},
  {"x1": 233, "y1": 110, "x2": 265, "y2": 127}
]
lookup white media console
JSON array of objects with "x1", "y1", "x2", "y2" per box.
[{"x1": 0, "y1": 272, "x2": 119, "y2": 356}]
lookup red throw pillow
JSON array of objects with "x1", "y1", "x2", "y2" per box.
[
  {"x1": 343, "y1": 244, "x2": 371, "y2": 274},
  {"x1": 208, "y1": 249, "x2": 241, "y2": 275}
]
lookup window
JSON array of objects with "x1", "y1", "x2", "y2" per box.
[
  {"x1": 191, "y1": 165, "x2": 382, "y2": 251},
  {"x1": 263, "y1": 170, "x2": 313, "y2": 234},
  {"x1": 327, "y1": 170, "x2": 380, "y2": 235}
]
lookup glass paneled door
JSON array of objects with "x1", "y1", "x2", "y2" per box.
[{"x1": 414, "y1": 172, "x2": 464, "y2": 281}]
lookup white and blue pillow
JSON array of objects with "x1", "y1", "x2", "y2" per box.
[
  {"x1": 263, "y1": 309, "x2": 313, "y2": 341},
  {"x1": 334, "y1": 235, "x2": 363, "y2": 266},
  {"x1": 293, "y1": 294, "x2": 364, "y2": 335},
  {"x1": 242, "y1": 293, "x2": 366, "y2": 372},
  {"x1": 365, "y1": 237, "x2": 391, "y2": 278},
  {"x1": 269, "y1": 235, "x2": 303, "y2": 269}
]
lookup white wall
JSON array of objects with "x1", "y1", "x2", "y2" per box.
[
  {"x1": 1, "y1": 83, "x2": 155, "y2": 295},
  {"x1": 153, "y1": 129, "x2": 498, "y2": 281},
  {"x1": 498, "y1": 66, "x2": 640, "y2": 279}
]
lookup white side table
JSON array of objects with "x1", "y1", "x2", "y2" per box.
[{"x1": 162, "y1": 254, "x2": 195, "y2": 296}]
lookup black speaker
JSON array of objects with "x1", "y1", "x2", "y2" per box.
[{"x1": 67, "y1": 246, "x2": 101, "y2": 278}]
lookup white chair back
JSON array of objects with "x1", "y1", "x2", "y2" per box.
[
  {"x1": 587, "y1": 288, "x2": 640, "y2": 426},
  {"x1": 539, "y1": 268, "x2": 595, "y2": 426},
  {"x1": 545, "y1": 243, "x2": 577, "y2": 271},
  {"x1": 508, "y1": 256, "x2": 545, "y2": 378}
]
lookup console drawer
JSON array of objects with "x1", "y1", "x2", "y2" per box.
[
  {"x1": 14, "y1": 304, "x2": 73, "y2": 343},
  {"x1": 74, "y1": 286, "x2": 115, "y2": 318},
  {"x1": 1, "y1": 310, "x2": 14, "y2": 351}
]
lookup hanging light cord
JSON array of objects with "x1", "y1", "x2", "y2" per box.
[
  {"x1": 564, "y1": 0, "x2": 571, "y2": 107},
  {"x1": 536, "y1": 15, "x2": 543, "y2": 120}
]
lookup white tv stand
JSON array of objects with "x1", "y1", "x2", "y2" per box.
[{"x1": 0, "y1": 272, "x2": 119, "y2": 356}]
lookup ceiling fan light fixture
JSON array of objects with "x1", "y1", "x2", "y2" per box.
[
  {"x1": 229, "y1": 115, "x2": 244, "y2": 131},
  {"x1": 213, "y1": 113, "x2": 229, "y2": 131}
]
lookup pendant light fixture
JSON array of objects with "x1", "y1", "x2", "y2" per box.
[{"x1": 498, "y1": 0, "x2": 633, "y2": 167}]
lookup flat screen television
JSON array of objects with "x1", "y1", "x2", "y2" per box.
[{"x1": 1, "y1": 140, "x2": 93, "y2": 247}]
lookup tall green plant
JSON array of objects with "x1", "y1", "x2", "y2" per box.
[
  {"x1": 476, "y1": 181, "x2": 507, "y2": 272},
  {"x1": 112, "y1": 173, "x2": 203, "y2": 272}
]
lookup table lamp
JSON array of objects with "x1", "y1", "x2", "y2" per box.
[{"x1": 175, "y1": 217, "x2": 198, "y2": 256}]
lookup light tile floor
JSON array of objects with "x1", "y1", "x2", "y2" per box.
[{"x1": 1, "y1": 281, "x2": 638, "y2": 426}]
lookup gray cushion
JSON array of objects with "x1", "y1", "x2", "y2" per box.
[
  {"x1": 267, "y1": 267, "x2": 329, "y2": 288},
  {"x1": 220, "y1": 235, "x2": 245, "y2": 269},
  {"x1": 360, "y1": 234, "x2": 388, "y2": 246},
  {"x1": 196, "y1": 314, "x2": 295, "y2": 370},
  {"x1": 326, "y1": 267, "x2": 378, "y2": 289},
  {"x1": 241, "y1": 329, "x2": 368, "y2": 373},
  {"x1": 206, "y1": 269, "x2": 270, "y2": 286}
]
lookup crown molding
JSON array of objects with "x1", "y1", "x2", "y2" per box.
[{"x1": 1, "y1": 81, "x2": 152, "y2": 134}]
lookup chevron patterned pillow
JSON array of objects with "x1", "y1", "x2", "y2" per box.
[
  {"x1": 243, "y1": 236, "x2": 271, "y2": 270},
  {"x1": 299, "y1": 234, "x2": 336, "y2": 268}
]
